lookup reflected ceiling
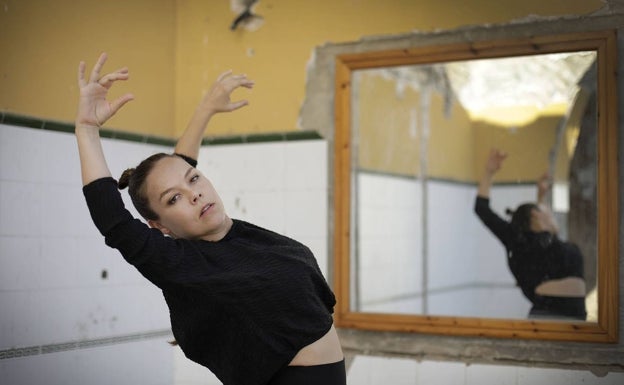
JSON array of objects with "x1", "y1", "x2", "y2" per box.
[{"x1": 377, "y1": 52, "x2": 596, "y2": 125}]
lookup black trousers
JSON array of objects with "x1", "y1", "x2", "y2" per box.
[
  {"x1": 267, "y1": 359, "x2": 346, "y2": 385},
  {"x1": 529, "y1": 295, "x2": 587, "y2": 320}
]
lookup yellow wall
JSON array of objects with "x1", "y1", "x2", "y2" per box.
[
  {"x1": 0, "y1": 0, "x2": 176, "y2": 137},
  {"x1": 473, "y1": 115, "x2": 560, "y2": 182},
  {"x1": 0, "y1": 0, "x2": 602, "y2": 138},
  {"x1": 356, "y1": 72, "x2": 475, "y2": 181},
  {"x1": 355, "y1": 72, "x2": 568, "y2": 183}
]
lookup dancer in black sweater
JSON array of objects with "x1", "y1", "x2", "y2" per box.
[
  {"x1": 474, "y1": 149, "x2": 586, "y2": 320},
  {"x1": 76, "y1": 53, "x2": 345, "y2": 385}
]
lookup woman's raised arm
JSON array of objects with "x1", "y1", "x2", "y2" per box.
[
  {"x1": 477, "y1": 148, "x2": 508, "y2": 198},
  {"x1": 75, "y1": 53, "x2": 134, "y2": 185},
  {"x1": 174, "y1": 70, "x2": 254, "y2": 160}
]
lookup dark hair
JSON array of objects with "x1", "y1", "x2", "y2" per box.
[
  {"x1": 118, "y1": 153, "x2": 177, "y2": 220},
  {"x1": 505, "y1": 202, "x2": 539, "y2": 245}
]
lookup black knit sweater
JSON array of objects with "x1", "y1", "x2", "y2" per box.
[
  {"x1": 474, "y1": 196, "x2": 584, "y2": 305},
  {"x1": 83, "y1": 173, "x2": 336, "y2": 385}
]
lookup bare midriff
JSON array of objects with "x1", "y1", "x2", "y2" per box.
[
  {"x1": 288, "y1": 325, "x2": 343, "y2": 366},
  {"x1": 535, "y1": 277, "x2": 586, "y2": 297}
]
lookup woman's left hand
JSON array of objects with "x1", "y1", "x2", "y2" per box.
[
  {"x1": 537, "y1": 172, "x2": 552, "y2": 197},
  {"x1": 197, "y1": 70, "x2": 255, "y2": 116}
]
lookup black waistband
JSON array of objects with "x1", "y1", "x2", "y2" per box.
[
  {"x1": 268, "y1": 359, "x2": 346, "y2": 385},
  {"x1": 531, "y1": 295, "x2": 587, "y2": 320}
]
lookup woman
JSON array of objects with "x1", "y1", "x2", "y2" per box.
[
  {"x1": 474, "y1": 148, "x2": 587, "y2": 320},
  {"x1": 75, "y1": 53, "x2": 345, "y2": 385}
]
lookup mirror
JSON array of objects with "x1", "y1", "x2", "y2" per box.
[{"x1": 333, "y1": 30, "x2": 618, "y2": 342}]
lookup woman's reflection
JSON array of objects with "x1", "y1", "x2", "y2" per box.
[{"x1": 474, "y1": 148, "x2": 587, "y2": 320}]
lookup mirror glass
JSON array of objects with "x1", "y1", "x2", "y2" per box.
[
  {"x1": 350, "y1": 51, "x2": 599, "y2": 322},
  {"x1": 331, "y1": 29, "x2": 618, "y2": 342}
]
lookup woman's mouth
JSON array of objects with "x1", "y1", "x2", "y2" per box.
[{"x1": 200, "y1": 203, "x2": 214, "y2": 218}]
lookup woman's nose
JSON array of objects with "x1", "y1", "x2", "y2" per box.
[{"x1": 192, "y1": 192, "x2": 202, "y2": 203}]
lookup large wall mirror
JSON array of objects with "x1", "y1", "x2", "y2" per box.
[{"x1": 333, "y1": 30, "x2": 619, "y2": 342}]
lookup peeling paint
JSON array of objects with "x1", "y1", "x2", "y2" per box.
[{"x1": 230, "y1": 0, "x2": 264, "y2": 32}]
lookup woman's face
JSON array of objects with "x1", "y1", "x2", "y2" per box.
[
  {"x1": 529, "y1": 205, "x2": 558, "y2": 234},
  {"x1": 144, "y1": 156, "x2": 231, "y2": 241}
]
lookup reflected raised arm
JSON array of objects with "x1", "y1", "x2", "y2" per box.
[
  {"x1": 533, "y1": 171, "x2": 558, "y2": 234},
  {"x1": 536, "y1": 171, "x2": 552, "y2": 205},
  {"x1": 478, "y1": 148, "x2": 508, "y2": 198}
]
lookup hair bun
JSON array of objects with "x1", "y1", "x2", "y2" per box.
[{"x1": 118, "y1": 168, "x2": 135, "y2": 190}]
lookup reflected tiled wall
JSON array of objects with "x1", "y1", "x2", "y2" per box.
[{"x1": 356, "y1": 172, "x2": 532, "y2": 318}]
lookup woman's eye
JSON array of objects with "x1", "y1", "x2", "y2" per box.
[
  {"x1": 168, "y1": 194, "x2": 180, "y2": 205},
  {"x1": 190, "y1": 174, "x2": 199, "y2": 183}
]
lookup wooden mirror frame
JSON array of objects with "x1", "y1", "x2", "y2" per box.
[{"x1": 333, "y1": 30, "x2": 619, "y2": 342}]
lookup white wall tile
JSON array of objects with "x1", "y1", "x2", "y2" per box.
[
  {"x1": 0, "y1": 291, "x2": 39, "y2": 348},
  {"x1": 31, "y1": 284, "x2": 160, "y2": 344},
  {"x1": 74, "y1": 236, "x2": 115, "y2": 288},
  {"x1": 200, "y1": 142, "x2": 287, "y2": 193},
  {"x1": 40, "y1": 183, "x2": 97, "y2": 237},
  {"x1": 112, "y1": 256, "x2": 150, "y2": 286},
  {"x1": 0, "y1": 354, "x2": 46, "y2": 385},
  {"x1": 0, "y1": 236, "x2": 41, "y2": 291},
  {"x1": 224, "y1": 189, "x2": 286, "y2": 232},
  {"x1": 416, "y1": 360, "x2": 466, "y2": 384},
  {"x1": 100, "y1": 139, "x2": 168, "y2": 181},
  {"x1": 0, "y1": 125, "x2": 44, "y2": 183},
  {"x1": 0, "y1": 181, "x2": 42, "y2": 236},
  {"x1": 103, "y1": 285, "x2": 164, "y2": 336},
  {"x1": 197, "y1": 144, "x2": 244, "y2": 191},
  {"x1": 300, "y1": 237, "x2": 329, "y2": 279},
  {"x1": 239, "y1": 142, "x2": 286, "y2": 191},
  {"x1": 35, "y1": 287, "x2": 97, "y2": 344},
  {"x1": 347, "y1": 355, "x2": 418, "y2": 385},
  {"x1": 427, "y1": 182, "x2": 479, "y2": 288},
  {"x1": 1, "y1": 338, "x2": 173, "y2": 385},
  {"x1": 133, "y1": 284, "x2": 171, "y2": 330},
  {"x1": 466, "y1": 362, "x2": 518, "y2": 385},
  {"x1": 284, "y1": 189, "x2": 327, "y2": 238},
  {"x1": 173, "y1": 347, "x2": 222, "y2": 385},
  {"x1": 285, "y1": 140, "x2": 327, "y2": 190},
  {"x1": 37, "y1": 347, "x2": 106, "y2": 385},
  {"x1": 38, "y1": 237, "x2": 78, "y2": 289},
  {"x1": 39, "y1": 129, "x2": 82, "y2": 185}
]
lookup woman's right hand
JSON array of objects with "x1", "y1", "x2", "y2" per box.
[
  {"x1": 76, "y1": 52, "x2": 134, "y2": 128},
  {"x1": 484, "y1": 148, "x2": 508, "y2": 176}
]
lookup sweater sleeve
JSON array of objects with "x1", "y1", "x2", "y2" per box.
[
  {"x1": 474, "y1": 195, "x2": 513, "y2": 248},
  {"x1": 82, "y1": 177, "x2": 211, "y2": 287},
  {"x1": 174, "y1": 153, "x2": 198, "y2": 168}
]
